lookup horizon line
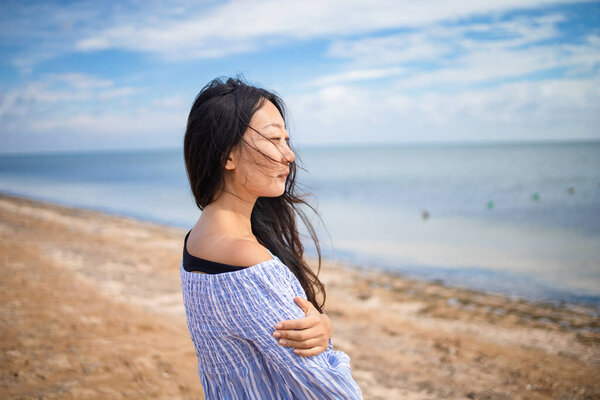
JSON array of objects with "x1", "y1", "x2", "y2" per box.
[{"x1": 1, "y1": 137, "x2": 599, "y2": 157}]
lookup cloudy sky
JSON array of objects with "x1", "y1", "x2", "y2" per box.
[{"x1": 1, "y1": 0, "x2": 599, "y2": 154}]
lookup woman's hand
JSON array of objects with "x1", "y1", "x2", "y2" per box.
[{"x1": 272, "y1": 296, "x2": 333, "y2": 357}]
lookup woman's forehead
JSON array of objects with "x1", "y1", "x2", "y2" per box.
[{"x1": 251, "y1": 100, "x2": 284, "y2": 127}]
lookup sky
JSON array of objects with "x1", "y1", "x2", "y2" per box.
[{"x1": 0, "y1": 0, "x2": 599, "y2": 154}]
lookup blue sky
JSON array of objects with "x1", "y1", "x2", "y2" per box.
[{"x1": 0, "y1": 0, "x2": 599, "y2": 154}]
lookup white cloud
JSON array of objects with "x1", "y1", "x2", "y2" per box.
[
  {"x1": 0, "y1": 98, "x2": 186, "y2": 153},
  {"x1": 392, "y1": 36, "x2": 600, "y2": 90},
  {"x1": 287, "y1": 76, "x2": 600, "y2": 145},
  {"x1": 150, "y1": 95, "x2": 189, "y2": 109},
  {"x1": 294, "y1": 12, "x2": 600, "y2": 146},
  {"x1": 0, "y1": 73, "x2": 136, "y2": 108},
  {"x1": 327, "y1": 13, "x2": 565, "y2": 66},
  {"x1": 308, "y1": 67, "x2": 405, "y2": 87},
  {"x1": 0, "y1": 73, "x2": 148, "y2": 152},
  {"x1": 27, "y1": 109, "x2": 185, "y2": 136},
  {"x1": 46, "y1": 73, "x2": 114, "y2": 90},
  {"x1": 2, "y1": 1, "x2": 598, "y2": 153},
  {"x1": 2, "y1": 0, "x2": 595, "y2": 72},
  {"x1": 315, "y1": 13, "x2": 600, "y2": 92},
  {"x1": 97, "y1": 87, "x2": 138, "y2": 100},
  {"x1": 0, "y1": 1, "x2": 116, "y2": 73},
  {"x1": 69, "y1": 0, "x2": 593, "y2": 61}
]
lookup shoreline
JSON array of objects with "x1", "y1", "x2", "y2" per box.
[
  {"x1": 1, "y1": 192, "x2": 599, "y2": 399},
  {"x1": 326, "y1": 252, "x2": 600, "y2": 313},
  {"x1": 4, "y1": 189, "x2": 599, "y2": 310}
]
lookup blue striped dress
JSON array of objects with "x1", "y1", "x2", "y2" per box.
[{"x1": 180, "y1": 249, "x2": 363, "y2": 399}]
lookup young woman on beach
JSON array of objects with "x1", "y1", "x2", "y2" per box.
[{"x1": 180, "y1": 76, "x2": 363, "y2": 399}]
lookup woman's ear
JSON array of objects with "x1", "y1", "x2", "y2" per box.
[
  {"x1": 225, "y1": 146, "x2": 239, "y2": 171},
  {"x1": 225, "y1": 156, "x2": 235, "y2": 171}
]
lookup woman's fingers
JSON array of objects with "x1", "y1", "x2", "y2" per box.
[
  {"x1": 274, "y1": 313, "x2": 319, "y2": 331},
  {"x1": 273, "y1": 325, "x2": 326, "y2": 340},
  {"x1": 277, "y1": 336, "x2": 328, "y2": 357},
  {"x1": 272, "y1": 296, "x2": 319, "y2": 331},
  {"x1": 273, "y1": 326, "x2": 326, "y2": 342},
  {"x1": 271, "y1": 297, "x2": 330, "y2": 359},
  {"x1": 293, "y1": 296, "x2": 315, "y2": 314},
  {"x1": 276, "y1": 337, "x2": 320, "y2": 349}
]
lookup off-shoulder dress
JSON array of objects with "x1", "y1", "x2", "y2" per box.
[{"x1": 180, "y1": 230, "x2": 363, "y2": 399}]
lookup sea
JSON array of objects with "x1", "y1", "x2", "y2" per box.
[{"x1": 1, "y1": 141, "x2": 599, "y2": 307}]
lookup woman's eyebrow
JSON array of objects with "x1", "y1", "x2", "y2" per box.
[{"x1": 262, "y1": 122, "x2": 285, "y2": 129}]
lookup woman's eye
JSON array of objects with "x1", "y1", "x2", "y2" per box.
[{"x1": 269, "y1": 137, "x2": 290, "y2": 145}]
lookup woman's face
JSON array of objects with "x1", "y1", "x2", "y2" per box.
[{"x1": 226, "y1": 99, "x2": 295, "y2": 198}]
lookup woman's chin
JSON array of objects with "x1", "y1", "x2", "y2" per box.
[{"x1": 262, "y1": 184, "x2": 286, "y2": 198}]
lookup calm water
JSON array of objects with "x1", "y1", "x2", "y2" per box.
[{"x1": 1, "y1": 142, "x2": 599, "y2": 306}]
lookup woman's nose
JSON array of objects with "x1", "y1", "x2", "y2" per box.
[{"x1": 282, "y1": 143, "x2": 295, "y2": 163}]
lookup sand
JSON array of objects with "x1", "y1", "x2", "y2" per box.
[{"x1": 0, "y1": 192, "x2": 598, "y2": 400}]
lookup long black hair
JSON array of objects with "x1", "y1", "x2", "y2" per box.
[{"x1": 183, "y1": 76, "x2": 326, "y2": 312}]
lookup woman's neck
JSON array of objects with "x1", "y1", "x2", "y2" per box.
[{"x1": 200, "y1": 191, "x2": 257, "y2": 239}]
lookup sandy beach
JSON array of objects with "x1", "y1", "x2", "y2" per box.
[{"x1": 1, "y1": 192, "x2": 599, "y2": 400}]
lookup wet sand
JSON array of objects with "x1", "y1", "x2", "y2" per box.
[{"x1": 1, "y1": 192, "x2": 598, "y2": 399}]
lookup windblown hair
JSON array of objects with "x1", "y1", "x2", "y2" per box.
[{"x1": 183, "y1": 76, "x2": 326, "y2": 312}]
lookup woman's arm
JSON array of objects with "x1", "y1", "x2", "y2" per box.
[
  {"x1": 227, "y1": 267, "x2": 363, "y2": 399},
  {"x1": 273, "y1": 296, "x2": 333, "y2": 356}
]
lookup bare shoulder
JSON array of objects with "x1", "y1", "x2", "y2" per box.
[
  {"x1": 224, "y1": 239, "x2": 274, "y2": 267},
  {"x1": 187, "y1": 228, "x2": 273, "y2": 267}
]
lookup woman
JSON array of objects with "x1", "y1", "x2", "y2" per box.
[{"x1": 180, "y1": 76, "x2": 363, "y2": 399}]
